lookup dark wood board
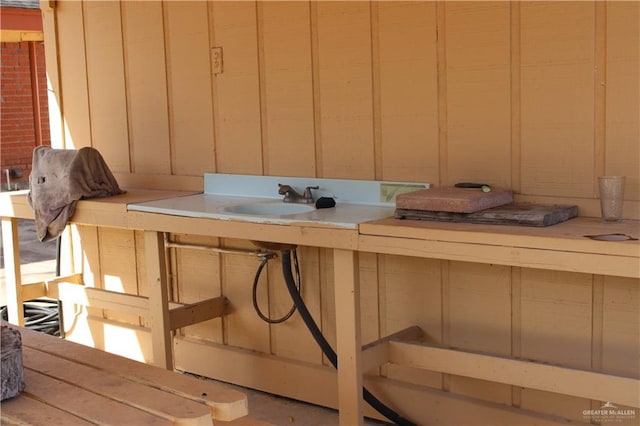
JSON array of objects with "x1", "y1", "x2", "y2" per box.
[{"x1": 395, "y1": 203, "x2": 579, "y2": 227}]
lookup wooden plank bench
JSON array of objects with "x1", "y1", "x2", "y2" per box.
[{"x1": 0, "y1": 324, "x2": 269, "y2": 425}]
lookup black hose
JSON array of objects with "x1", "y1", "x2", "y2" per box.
[
  {"x1": 252, "y1": 251, "x2": 300, "y2": 324},
  {"x1": 1, "y1": 299, "x2": 62, "y2": 336},
  {"x1": 280, "y1": 249, "x2": 416, "y2": 426}
]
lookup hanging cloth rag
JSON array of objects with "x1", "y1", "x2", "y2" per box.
[{"x1": 28, "y1": 146, "x2": 125, "y2": 242}]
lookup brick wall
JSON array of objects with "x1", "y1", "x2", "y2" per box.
[{"x1": 0, "y1": 41, "x2": 50, "y2": 190}]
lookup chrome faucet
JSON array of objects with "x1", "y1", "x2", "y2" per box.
[{"x1": 278, "y1": 184, "x2": 319, "y2": 204}]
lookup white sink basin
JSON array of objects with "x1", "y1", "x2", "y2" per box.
[{"x1": 223, "y1": 202, "x2": 315, "y2": 216}]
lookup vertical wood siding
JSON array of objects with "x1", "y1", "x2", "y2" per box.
[
  {"x1": 42, "y1": 1, "x2": 639, "y2": 422},
  {"x1": 45, "y1": 0, "x2": 639, "y2": 206}
]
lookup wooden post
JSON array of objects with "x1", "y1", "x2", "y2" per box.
[
  {"x1": 333, "y1": 249, "x2": 363, "y2": 425},
  {"x1": 143, "y1": 231, "x2": 172, "y2": 369},
  {"x1": 1, "y1": 217, "x2": 24, "y2": 326}
]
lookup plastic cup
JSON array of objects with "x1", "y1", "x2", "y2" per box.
[{"x1": 598, "y1": 176, "x2": 625, "y2": 223}]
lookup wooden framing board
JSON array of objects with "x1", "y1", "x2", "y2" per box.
[
  {"x1": 386, "y1": 340, "x2": 639, "y2": 409},
  {"x1": 127, "y1": 211, "x2": 360, "y2": 250},
  {"x1": 333, "y1": 249, "x2": 363, "y2": 425},
  {"x1": 9, "y1": 273, "x2": 226, "y2": 340},
  {"x1": 1, "y1": 217, "x2": 24, "y2": 325},
  {"x1": 359, "y1": 234, "x2": 639, "y2": 279},
  {"x1": 173, "y1": 335, "x2": 583, "y2": 426},
  {"x1": 359, "y1": 217, "x2": 640, "y2": 278}
]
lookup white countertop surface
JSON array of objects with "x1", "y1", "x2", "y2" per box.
[
  {"x1": 127, "y1": 193, "x2": 395, "y2": 229},
  {"x1": 127, "y1": 173, "x2": 428, "y2": 229}
]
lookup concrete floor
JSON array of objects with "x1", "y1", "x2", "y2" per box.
[{"x1": 0, "y1": 219, "x2": 390, "y2": 425}]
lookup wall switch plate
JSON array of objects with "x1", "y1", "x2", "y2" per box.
[{"x1": 211, "y1": 47, "x2": 223, "y2": 75}]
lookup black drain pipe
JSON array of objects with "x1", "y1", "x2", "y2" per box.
[{"x1": 280, "y1": 249, "x2": 416, "y2": 426}]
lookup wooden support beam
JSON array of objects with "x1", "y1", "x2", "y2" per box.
[
  {"x1": 169, "y1": 297, "x2": 227, "y2": 330},
  {"x1": 144, "y1": 231, "x2": 172, "y2": 369},
  {"x1": 361, "y1": 326, "x2": 423, "y2": 372},
  {"x1": 44, "y1": 281, "x2": 227, "y2": 329},
  {"x1": 48, "y1": 282, "x2": 149, "y2": 316},
  {"x1": 1, "y1": 217, "x2": 24, "y2": 325},
  {"x1": 389, "y1": 340, "x2": 640, "y2": 408},
  {"x1": 333, "y1": 249, "x2": 363, "y2": 425},
  {"x1": 21, "y1": 282, "x2": 47, "y2": 302}
]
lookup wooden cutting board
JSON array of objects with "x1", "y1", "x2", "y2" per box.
[
  {"x1": 396, "y1": 187, "x2": 514, "y2": 213},
  {"x1": 395, "y1": 203, "x2": 579, "y2": 227}
]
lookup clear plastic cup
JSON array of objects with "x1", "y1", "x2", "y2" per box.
[{"x1": 598, "y1": 176, "x2": 625, "y2": 223}]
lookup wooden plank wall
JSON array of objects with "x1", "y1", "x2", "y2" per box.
[
  {"x1": 41, "y1": 1, "x2": 639, "y2": 423},
  {"x1": 44, "y1": 0, "x2": 639, "y2": 207}
]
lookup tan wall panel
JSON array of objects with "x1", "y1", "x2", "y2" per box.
[
  {"x1": 520, "y1": 269, "x2": 593, "y2": 366},
  {"x1": 210, "y1": 2, "x2": 263, "y2": 174},
  {"x1": 134, "y1": 230, "x2": 150, "y2": 328},
  {"x1": 83, "y1": 1, "x2": 130, "y2": 172},
  {"x1": 520, "y1": 269, "x2": 592, "y2": 421},
  {"x1": 173, "y1": 240, "x2": 223, "y2": 342},
  {"x1": 447, "y1": 262, "x2": 512, "y2": 404},
  {"x1": 269, "y1": 247, "x2": 324, "y2": 364},
  {"x1": 75, "y1": 224, "x2": 101, "y2": 289},
  {"x1": 260, "y1": 2, "x2": 316, "y2": 177},
  {"x1": 56, "y1": 1, "x2": 91, "y2": 149},
  {"x1": 97, "y1": 228, "x2": 140, "y2": 325},
  {"x1": 377, "y1": 2, "x2": 439, "y2": 183},
  {"x1": 379, "y1": 255, "x2": 442, "y2": 340},
  {"x1": 602, "y1": 276, "x2": 640, "y2": 378},
  {"x1": 316, "y1": 2, "x2": 375, "y2": 179},
  {"x1": 222, "y1": 252, "x2": 270, "y2": 352},
  {"x1": 605, "y1": 2, "x2": 640, "y2": 201},
  {"x1": 445, "y1": 2, "x2": 512, "y2": 187},
  {"x1": 380, "y1": 255, "x2": 443, "y2": 389},
  {"x1": 520, "y1": 2, "x2": 595, "y2": 197},
  {"x1": 165, "y1": 1, "x2": 216, "y2": 177},
  {"x1": 319, "y1": 248, "x2": 336, "y2": 366},
  {"x1": 358, "y1": 252, "x2": 380, "y2": 346},
  {"x1": 121, "y1": 1, "x2": 171, "y2": 174}
]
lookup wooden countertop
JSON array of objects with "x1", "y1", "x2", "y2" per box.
[
  {"x1": 0, "y1": 324, "x2": 249, "y2": 425},
  {"x1": 3, "y1": 188, "x2": 637, "y2": 275},
  {"x1": 359, "y1": 217, "x2": 640, "y2": 278},
  {"x1": 0, "y1": 189, "x2": 199, "y2": 226},
  {"x1": 0, "y1": 188, "x2": 360, "y2": 250}
]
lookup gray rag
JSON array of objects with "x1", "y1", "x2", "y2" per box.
[{"x1": 28, "y1": 146, "x2": 125, "y2": 242}]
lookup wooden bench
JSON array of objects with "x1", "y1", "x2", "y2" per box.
[{"x1": 0, "y1": 324, "x2": 269, "y2": 425}]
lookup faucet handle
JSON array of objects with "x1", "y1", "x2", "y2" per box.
[{"x1": 303, "y1": 185, "x2": 319, "y2": 201}]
